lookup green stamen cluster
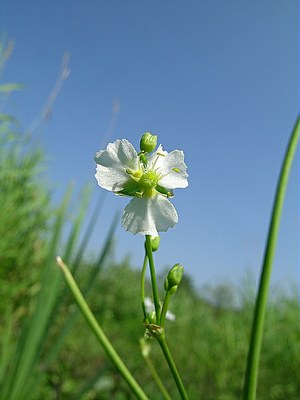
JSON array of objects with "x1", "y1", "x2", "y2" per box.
[{"x1": 139, "y1": 171, "x2": 160, "y2": 189}]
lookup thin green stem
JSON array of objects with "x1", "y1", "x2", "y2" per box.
[
  {"x1": 243, "y1": 116, "x2": 300, "y2": 400},
  {"x1": 142, "y1": 349, "x2": 172, "y2": 400},
  {"x1": 160, "y1": 291, "x2": 171, "y2": 327},
  {"x1": 157, "y1": 336, "x2": 189, "y2": 400},
  {"x1": 57, "y1": 257, "x2": 149, "y2": 400},
  {"x1": 145, "y1": 235, "x2": 161, "y2": 322},
  {"x1": 141, "y1": 254, "x2": 148, "y2": 320}
]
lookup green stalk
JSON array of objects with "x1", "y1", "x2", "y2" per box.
[
  {"x1": 142, "y1": 351, "x2": 172, "y2": 400},
  {"x1": 57, "y1": 257, "x2": 149, "y2": 400},
  {"x1": 160, "y1": 291, "x2": 172, "y2": 327},
  {"x1": 145, "y1": 235, "x2": 161, "y2": 322},
  {"x1": 157, "y1": 336, "x2": 189, "y2": 400},
  {"x1": 141, "y1": 254, "x2": 148, "y2": 320},
  {"x1": 243, "y1": 116, "x2": 300, "y2": 400},
  {"x1": 46, "y1": 212, "x2": 117, "y2": 365}
]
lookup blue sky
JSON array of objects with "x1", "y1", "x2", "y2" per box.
[{"x1": 0, "y1": 1, "x2": 298, "y2": 291}]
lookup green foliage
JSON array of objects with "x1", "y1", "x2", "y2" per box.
[
  {"x1": 0, "y1": 40, "x2": 50, "y2": 316},
  {"x1": 43, "y1": 264, "x2": 299, "y2": 400},
  {"x1": 0, "y1": 132, "x2": 49, "y2": 304}
]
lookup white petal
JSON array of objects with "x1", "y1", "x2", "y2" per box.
[
  {"x1": 94, "y1": 139, "x2": 138, "y2": 191},
  {"x1": 144, "y1": 297, "x2": 155, "y2": 313},
  {"x1": 148, "y1": 146, "x2": 188, "y2": 189},
  {"x1": 94, "y1": 164, "x2": 127, "y2": 192},
  {"x1": 166, "y1": 310, "x2": 176, "y2": 321},
  {"x1": 121, "y1": 195, "x2": 178, "y2": 235},
  {"x1": 144, "y1": 296, "x2": 175, "y2": 321},
  {"x1": 158, "y1": 150, "x2": 188, "y2": 189}
]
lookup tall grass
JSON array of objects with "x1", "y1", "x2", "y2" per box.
[
  {"x1": 0, "y1": 41, "x2": 117, "y2": 399},
  {"x1": 51, "y1": 263, "x2": 299, "y2": 399},
  {"x1": 0, "y1": 123, "x2": 117, "y2": 398}
]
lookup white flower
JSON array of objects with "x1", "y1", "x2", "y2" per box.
[
  {"x1": 94, "y1": 138, "x2": 188, "y2": 236},
  {"x1": 144, "y1": 297, "x2": 176, "y2": 322}
]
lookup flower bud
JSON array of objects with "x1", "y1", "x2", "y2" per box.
[
  {"x1": 140, "y1": 338, "x2": 151, "y2": 358},
  {"x1": 147, "y1": 311, "x2": 157, "y2": 324},
  {"x1": 165, "y1": 263, "x2": 184, "y2": 291},
  {"x1": 140, "y1": 132, "x2": 157, "y2": 153},
  {"x1": 150, "y1": 236, "x2": 160, "y2": 252},
  {"x1": 144, "y1": 235, "x2": 160, "y2": 253}
]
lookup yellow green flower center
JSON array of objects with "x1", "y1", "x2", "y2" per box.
[{"x1": 138, "y1": 171, "x2": 160, "y2": 189}]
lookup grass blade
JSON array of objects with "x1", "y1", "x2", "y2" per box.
[
  {"x1": 45, "y1": 210, "x2": 118, "y2": 364},
  {"x1": 2, "y1": 187, "x2": 72, "y2": 400},
  {"x1": 243, "y1": 116, "x2": 300, "y2": 400},
  {"x1": 57, "y1": 257, "x2": 149, "y2": 400}
]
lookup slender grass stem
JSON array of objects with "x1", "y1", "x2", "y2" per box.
[
  {"x1": 142, "y1": 350, "x2": 172, "y2": 400},
  {"x1": 57, "y1": 257, "x2": 149, "y2": 400},
  {"x1": 145, "y1": 235, "x2": 161, "y2": 322},
  {"x1": 157, "y1": 336, "x2": 189, "y2": 400},
  {"x1": 141, "y1": 254, "x2": 148, "y2": 320},
  {"x1": 243, "y1": 116, "x2": 300, "y2": 400}
]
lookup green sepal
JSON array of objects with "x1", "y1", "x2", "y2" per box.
[
  {"x1": 169, "y1": 285, "x2": 178, "y2": 295},
  {"x1": 116, "y1": 180, "x2": 143, "y2": 197},
  {"x1": 155, "y1": 184, "x2": 174, "y2": 198}
]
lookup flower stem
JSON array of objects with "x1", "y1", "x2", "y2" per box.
[
  {"x1": 243, "y1": 116, "x2": 300, "y2": 400},
  {"x1": 142, "y1": 347, "x2": 172, "y2": 400},
  {"x1": 160, "y1": 290, "x2": 171, "y2": 327},
  {"x1": 141, "y1": 254, "x2": 148, "y2": 320},
  {"x1": 157, "y1": 335, "x2": 189, "y2": 400},
  {"x1": 57, "y1": 257, "x2": 149, "y2": 400},
  {"x1": 145, "y1": 235, "x2": 161, "y2": 323}
]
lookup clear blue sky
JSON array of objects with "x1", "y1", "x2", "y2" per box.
[{"x1": 0, "y1": 1, "x2": 298, "y2": 291}]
